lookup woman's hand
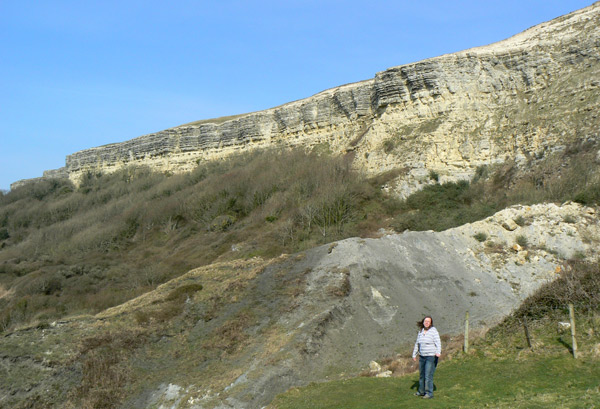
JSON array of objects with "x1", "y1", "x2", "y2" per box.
[
  {"x1": 435, "y1": 353, "x2": 441, "y2": 357},
  {"x1": 413, "y1": 357, "x2": 417, "y2": 361}
]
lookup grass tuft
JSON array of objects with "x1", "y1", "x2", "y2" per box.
[{"x1": 473, "y1": 232, "x2": 487, "y2": 242}]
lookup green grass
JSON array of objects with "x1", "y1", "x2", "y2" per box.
[
  {"x1": 270, "y1": 353, "x2": 599, "y2": 409},
  {"x1": 473, "y1": 232, "x2": 487, "y2": 242}
]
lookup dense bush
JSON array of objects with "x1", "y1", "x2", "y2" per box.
[
  {"x1": 392, "y1": 180, "x2": 497, "y2": 232},
  {"x1": 490, "y1": 260, "x2": 600, "y2": 336},
  {"x1": 165, "y1": 283, "x2": 203, "y2": 302},
  {"x1": 391, "y1": 140, "x2": 600, "y2": 232}
]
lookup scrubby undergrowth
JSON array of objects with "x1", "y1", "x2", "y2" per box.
[
  {"x1": 1, "y1": 140, "x2": 599, "y2": 332},
  {"x1": 0, "y1": 149, "x2": 399, "y2": 331},
  {"x1": 392, "y1": 139, "x2": 600, "y2": 232}
]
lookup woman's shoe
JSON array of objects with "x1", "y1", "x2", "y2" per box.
[
  {"x1": 423, "y1": 395, "x2": 433, "y2": 399},
  {"x1": 414, "y1": 392, "x2": 425, "y2": 396}
]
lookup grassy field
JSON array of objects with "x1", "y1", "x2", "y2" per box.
[
  {"x1": 270, "y1": 354, "x2": 599, "y2": 408},
  {"x1": 270, "y1": 322, "x2": 600, "y2": 409}
]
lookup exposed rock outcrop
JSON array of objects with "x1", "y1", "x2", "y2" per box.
[
  {"x1": 40, "y1": 3, "x2": 597, "y2": 196},
  {"x1": 10, "y1": 167, "x2": 68, "y2": 190},
  {"x1": 2, "y1": 202, "x2": 598, "y2": 408},
  {"x1": 146, "y1": 202, "x2": 599, "y2": 408}
]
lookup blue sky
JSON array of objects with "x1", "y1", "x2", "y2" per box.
[{"x1": 0, "y1": 1, "x2": 595, "y2": 191}]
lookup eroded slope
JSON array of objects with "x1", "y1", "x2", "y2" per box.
[{"x1": 1, "y1": 202, "x2": 597, "y2": 408}]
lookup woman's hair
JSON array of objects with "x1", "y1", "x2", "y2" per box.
[{"x1": 416, "y1": 316, "x2": 434, "y2": 330}]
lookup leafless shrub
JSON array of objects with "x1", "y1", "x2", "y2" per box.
[
  {"x1": 203, "y1": 312, "x2": 254, "y2": 354},
  {"x1": 69, "y1": 329, "x2": 147, "y2": 409},
  {"x1": 327, "y1": 269, "x2": 351, "y2": 297}
]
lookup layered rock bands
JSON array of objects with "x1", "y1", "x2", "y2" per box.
[{"x1": 57, "y1": 3, "x2": 600, "y2": 194}]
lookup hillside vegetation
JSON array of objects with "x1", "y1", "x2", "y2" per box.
[
  {"x1": 0, "y1": 149, "x2": 399, "y2": 331},
  {"x1": 1, "y1": 140, "x2": 600, "y2": 332}
]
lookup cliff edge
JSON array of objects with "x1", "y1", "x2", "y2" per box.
[{"x1": 40, "y1": 3, "x2": 597, "y2": 195}]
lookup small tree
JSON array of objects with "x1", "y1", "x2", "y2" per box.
[{"x1": 428, "y1": 170, "x2": 440, "y2": 183}]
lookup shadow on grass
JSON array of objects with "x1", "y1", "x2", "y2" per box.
[
  {"x1": 409, "y1": 380, "x2": 437, "y2": 392},
  {"x1": 557, "y1": 336, "x2": 574, "y2": 354}
]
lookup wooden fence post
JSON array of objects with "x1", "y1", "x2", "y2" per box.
[
  {"x1": 568, "y1": 303, "x2": 578, "y2": 359},
  {"x1": 522, "y1": 316, "x2": 533, "y2": 349},
  {"x1": 464, "y1": 311, "x2": 469, "y2": 353}
]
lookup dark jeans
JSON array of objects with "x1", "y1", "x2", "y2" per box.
[{"x1": 418, "y1": 355, "x2": 438, "y2": 397}]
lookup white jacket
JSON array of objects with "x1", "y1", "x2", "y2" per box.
[{"x1": 412, "y1": 327, "x2": 441, "y2": 358}]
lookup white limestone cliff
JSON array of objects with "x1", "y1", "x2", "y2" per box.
[{"x1": 19, "y1": 3, "x2": 600, "y2": 196}]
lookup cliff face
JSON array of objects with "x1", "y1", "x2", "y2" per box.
[
  {"x1": 62, "y1": 3, "x2": 599, "y2": 194},
  {"x1": 64, "y1": 79, "x2": 376, "y2": 183}
]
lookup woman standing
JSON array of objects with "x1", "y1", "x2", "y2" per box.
[{"x1": 412, "y1": 316, "x2": 442, "y2": 399}]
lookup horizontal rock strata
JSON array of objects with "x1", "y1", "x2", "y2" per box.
[{"x1": 43, "y1": 3, "x2": 596, "y2": 195}]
